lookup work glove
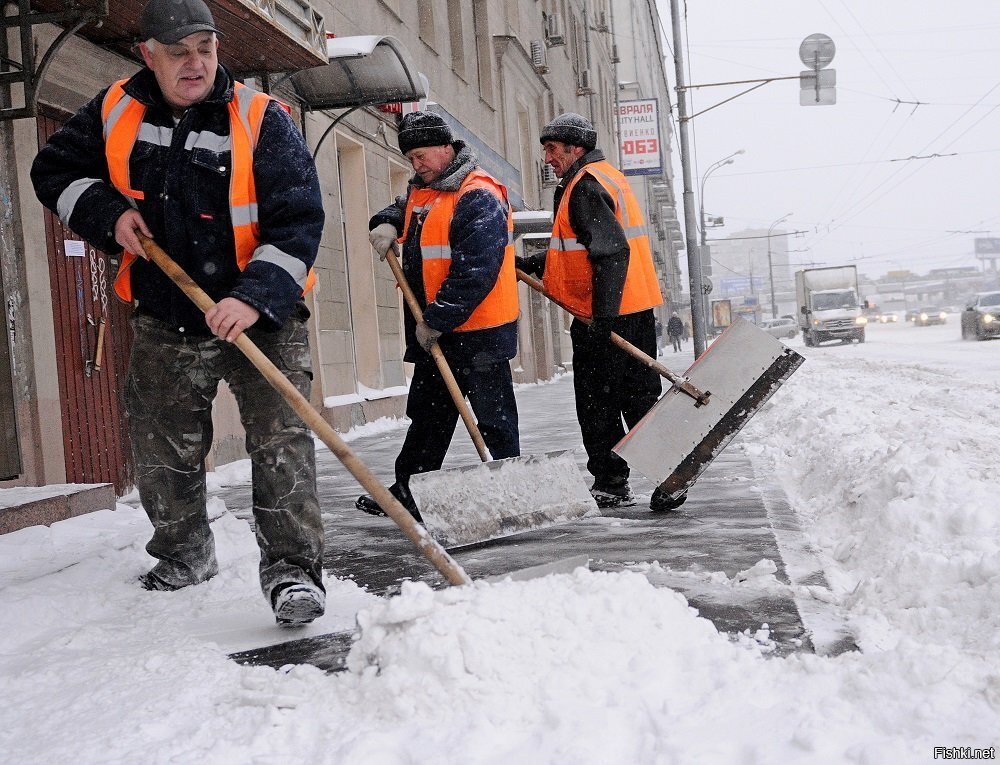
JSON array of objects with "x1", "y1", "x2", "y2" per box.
[
  {"x1": 515, "y1": 253, "x2": 546, "y2": 277},
  {"x1": 415, "y1": 321, "x2": 443, "y2": 353},
  {"x1": 587, "y1": 317, "x2": 614, "y2": 344},
  {"x1": 369, "y1": 223, "x2": 398, "y2": 261}
]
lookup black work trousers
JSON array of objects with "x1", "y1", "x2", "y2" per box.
[
  {"x1": 570, "y1": 309, "x2": 662, "y2": 485},
  {"x1": 395, "y1": 357, "x2": 520, "y2": 486}
]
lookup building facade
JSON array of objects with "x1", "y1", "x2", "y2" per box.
[{"x1": 0, "y1": 0, "x2": 680, "y2": 495}]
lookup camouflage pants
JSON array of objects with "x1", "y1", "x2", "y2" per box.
[{"x1": 126, "y1": 313, "x2": 324, "y2": 602}]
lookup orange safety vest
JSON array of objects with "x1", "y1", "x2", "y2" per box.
[
  {"x1": 544, "y1": 160, "x2": 662, "y2": 317},
  {"x1": 399, "y1": 169, "x2": 518, "y2": 331},
  {"x1": 101, "y1": 78, "x2": 315, "y2": 302}
]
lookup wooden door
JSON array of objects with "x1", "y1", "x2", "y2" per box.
[{"x1": 37, "y1": 112, "x2": 134, "y2": 495}]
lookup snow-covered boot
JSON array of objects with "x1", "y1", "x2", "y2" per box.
[{"x1": 272, "y1": 582, "x2": 325, "y2": 627}]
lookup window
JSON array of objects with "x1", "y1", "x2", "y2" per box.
[
  {"x1": 417, "y1": 0, "x2": 436, "y2": 49},
  {"x1": 447, "y1": 0, "x2": 466, "y2": 77},
  {"x1": 473, "y1": 0, "x2": 494, "y2": 104}
]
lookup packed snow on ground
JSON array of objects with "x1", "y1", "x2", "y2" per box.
[{"x1": 1, "y1": 320, "x2": 997, "y2": 764}]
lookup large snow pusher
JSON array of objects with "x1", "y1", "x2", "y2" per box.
[
  {"x1": 516, "y1": 270, "x2": 804, "y2": 508},
  {"x1": 385, "y1": 248, "x2": 595, "y2": 548}
]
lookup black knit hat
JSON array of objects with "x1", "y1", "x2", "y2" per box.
[
  {"x1": 397, "y1": 111, "x2": 453, "y2": 155},
  {"x1": 539, "y1": 112, "x2": 598, "y2": 151},
  {"x1": 140, "y1": 0, "x2": 219, "y2": 44}
]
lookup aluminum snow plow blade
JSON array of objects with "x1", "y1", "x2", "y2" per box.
[
  {"x1": 410, "y1": 450, "x2": 597, "y2": 549},
  {"x1": 615, "y1": 318, "x2": 804, "y2": 506}
]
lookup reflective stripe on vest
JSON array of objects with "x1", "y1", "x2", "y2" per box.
[
  {"x1": 400, "y1": 169, "x2": 519, "y2": 332},
  {"x1": 102, "y1": 79, "x2": 315, "y2": 302},
  {"x1": 544, "y1": 159, "x2": 663, "y2": 317}
]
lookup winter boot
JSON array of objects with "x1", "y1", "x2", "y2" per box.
[
  {"x1": 650, "y1": 486, "x2": 688, "y2": 512},
  {"x1": 590, "y1": 478, "x2": 636, "y2": 509},
  {"x1": 272, "y1": 582, "x2": 325, "y2": 627},
  {"x1": 356, "y1": 482, "x2": 422, "y2": 522},
  {"x1": 138, "y1": 557, "x2": 219, "y2": 591}
]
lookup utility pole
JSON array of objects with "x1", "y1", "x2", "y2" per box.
[
  {"x1": 767, "y1": 213, "x2": 791, "y2": 319},
  {"x1": 668, "y1": 0, "x2": 708, "y2": 358}
]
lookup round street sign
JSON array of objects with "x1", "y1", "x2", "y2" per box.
[
  {"x1": 702, "y1": 278, "x2": 713, "y2": 295},
  {"x1": 799, "y1": 33, "x2": 835, "y2": 69}
]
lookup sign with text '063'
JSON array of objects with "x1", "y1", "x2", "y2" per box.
[{"x1": 616, "y1": 98, "x2": 662, "y2": 176}]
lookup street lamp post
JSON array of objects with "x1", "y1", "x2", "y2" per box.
[
  {"x1": 697, "y1": 149, "x2": 743, "y2": 338},
  {"x1": 699, "y1": 150, "x2": 744, "y2": 256},
  {"x1": 767, "y1": 213, "x2": 792, "y2": 319}
]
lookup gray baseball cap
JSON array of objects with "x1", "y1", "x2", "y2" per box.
[{"x1": 140, "y1": 0, "x2": 219, "y2": 44}]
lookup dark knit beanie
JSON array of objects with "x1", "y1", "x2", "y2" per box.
[
  {"x1": 539, "y1": 112, "x2": 597, "y2": 151},
  {"x1": 397, "y1": 111, "x2": 453, "y2": 155}
]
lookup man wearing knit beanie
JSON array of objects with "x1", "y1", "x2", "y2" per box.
[
  {"x1": 520, "y1": 112, "x2": 678, "y2": 511},
  {"x1": 357, "y1": 111, "x2": 521, "y2": 519}
]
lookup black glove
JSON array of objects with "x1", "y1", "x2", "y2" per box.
[
  {"x1": 587, "y1": 317, "x2": 614, "y2": 344},
  {"x1": 515, "y1": 253, "x2": 546, "y2": 277}
]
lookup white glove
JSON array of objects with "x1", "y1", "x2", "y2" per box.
[
  {"x1": 415, "y1": 321, "x2": 443, "y2": 353},
  {"x1": 369, "y1": 223, "x2": 398, "y2": 260}
]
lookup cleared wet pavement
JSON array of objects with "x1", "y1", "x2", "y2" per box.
[{"x1": 220, "y1": 353, "x2": 855, "y2": 670}]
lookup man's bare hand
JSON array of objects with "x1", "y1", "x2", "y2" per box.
[
  {"x1": 205, "y1": 298, "x2": 260, "y2": 342},
  {"x1": 114, "y1": 209, "x2": 153, "y2": 259}
]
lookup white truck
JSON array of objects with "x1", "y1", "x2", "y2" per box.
[{"x1": 795, "y1": 265, "x2": 866, "y2": 346}]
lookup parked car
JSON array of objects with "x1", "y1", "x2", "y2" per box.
[
  {"x1": 878, "y1": 312, "x2": 899, "y2": 323},
  {"x1": 759, "y1": 317, "x2": 798, "y2": 339},
  {"x1": 960, "y1": 291, "x2": 1000, "y2": 341},
  {"x1": 914, "y1": 306, "x2": 947, "y2": 326}
]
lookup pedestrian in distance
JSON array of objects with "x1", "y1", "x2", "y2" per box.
[
  {"x1": 356, "y1": 111, "x2": 521, "y2": 518},
  {"x1": 667, "y1": 311, "x2": 684, "y2": 353},
  {"x1": 31, "y1": 0, "x2": 327, "y2": 626},
  {"x1": 519, "y1": 112, "x2": 685, "y2": 511}
]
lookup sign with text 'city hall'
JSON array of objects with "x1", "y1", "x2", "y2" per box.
[{"x1": 616, "y1": 99, "x2": 662, "y2": 176}]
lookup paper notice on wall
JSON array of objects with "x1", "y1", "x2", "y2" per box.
[{"x1": 64, "y1": 240, "x2": 85, "y2": 257}]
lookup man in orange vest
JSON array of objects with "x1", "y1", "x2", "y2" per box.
[
  {"x1": 356, "y1": 112, "x2": 521, "y2": 518},
  {"x1": 30, "y1": 0, "x2": 327, "y2": 626},
  {"x1": 521, "y1": 113, "x2": 683, "y2": 511}
]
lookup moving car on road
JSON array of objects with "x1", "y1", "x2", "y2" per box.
[
  {"x1": 915, "y1": 307, "x2": 947, "y2": 326},
  {"x1": 759, "y1": 317, "x2": 798, "y2": 339},
  {"x1": 960, "y1": 292, "x2": 1000, "y2": 341}
]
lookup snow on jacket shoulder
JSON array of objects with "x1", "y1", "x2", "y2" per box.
[{"x1": 30, "y1": 66, "x2": 324, "y2": 333}]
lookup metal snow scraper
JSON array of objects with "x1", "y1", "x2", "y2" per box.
[
  {"x1": 614, "y1": 317, "x2": 803, "y2": 506},
  {"x1": 516, "y1": 270, "x2": 804, "y2": 508},
  {"x1": 384, "y1": 246, "x2": 596, "y2": 549}
]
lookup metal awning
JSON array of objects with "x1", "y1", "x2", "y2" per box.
[
  {"x1": 289, "y1": 35, "x2": 426, "y2": 110},
  {"x1": 26, "y1": 0, "x2": 326, "y2": 76}
]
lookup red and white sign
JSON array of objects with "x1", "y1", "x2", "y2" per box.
[{"x1": 615, "y1": 98, "x2": 662, "y2": 176}]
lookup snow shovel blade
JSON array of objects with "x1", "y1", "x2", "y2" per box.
[
  {"x1": 409, "y1": 450, "x2": 597, "y2": 549},
  {"x1": 614, "y1": 317, "x2": 804, "y2": 504}
]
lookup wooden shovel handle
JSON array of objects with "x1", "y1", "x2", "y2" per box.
[
  {"x1": 384, "y1": 246, "x2": 491, "y2": 462},
  {"x1": 93, "y1": 318, "x2": 107, "y2": 372},
  {"x1": 138, "y1": 235, "x2": 472, "y2": 587},
  {"x1": 516, "y1": 269, "x2": 711, "y2": 407}
]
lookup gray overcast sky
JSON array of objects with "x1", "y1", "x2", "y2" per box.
[{"x1": 654, "y1": 0, "x2": 1000, "y2": 279}]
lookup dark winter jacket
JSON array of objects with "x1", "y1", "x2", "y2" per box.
[
  {"x1": 370, "y1": 142, "x2": 516, "y2": 366},
  {"x1": 31, "y1": 65, "x2": 324, "y2": 334},
  {"x1": 519, "y1": 149, "x2": 630, "y2": 318},
  {"x1": 667, "y1": 316, "x2": 684, "y2": 337}
]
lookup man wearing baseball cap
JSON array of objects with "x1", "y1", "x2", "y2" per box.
[
  {"x1": 356, "y1": 111, "x2": 521, "y2": 518},
  {"x1": 31, "y1": 0, "x2": 328, "y2": 626}
]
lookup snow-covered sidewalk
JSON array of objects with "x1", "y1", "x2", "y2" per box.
[{"x1": 1, "y1": 321, "x2": 997, "y2": 764}]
